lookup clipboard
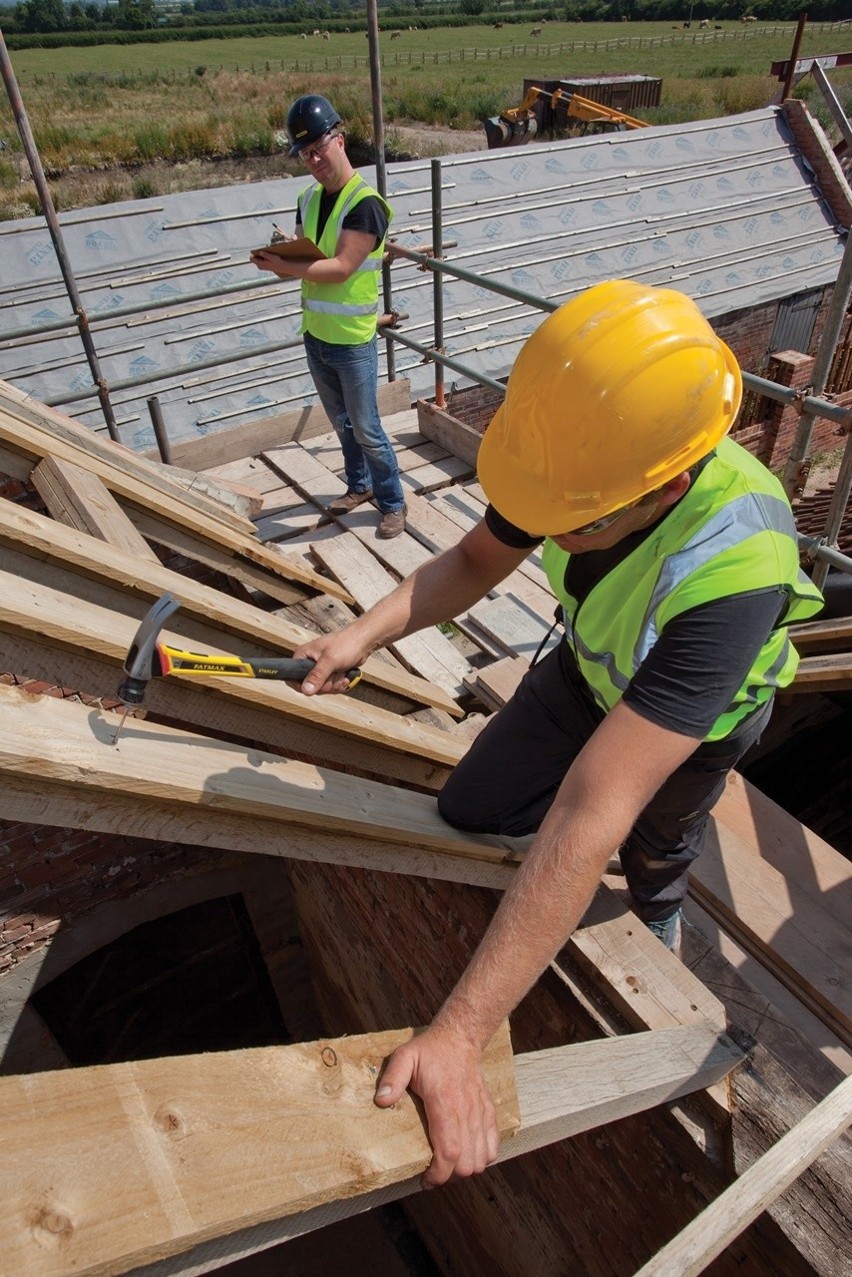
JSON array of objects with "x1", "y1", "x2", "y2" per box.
[{"x1": 250, "y1": 237, "x2": 326, "y2": 262}]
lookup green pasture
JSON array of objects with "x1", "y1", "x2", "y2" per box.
[{"x1": 4, "y1": 20, "x2": 833, "y2": 81}]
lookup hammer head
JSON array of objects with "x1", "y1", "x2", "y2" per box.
[{"x1": 118, "y1": 593, "x2": 182, "y2": 707}]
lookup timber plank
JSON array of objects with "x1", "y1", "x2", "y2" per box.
[
  {"x1": 401, "y1": 490, "x2": 468, "y2": 555},
  {"x1": 0, "y1": 499, "x2": 462, "y2": 716},
  {"x1": 466, "y1": 655, "x2": 528, "y2": 710},
  {"x1": 716, "y1": 771, "x2": 852, "y2": 918},
  {"x1": 0, "y1": 391, "x2": 350, "y2": 600},
  {"x1": 333, "y1": 509, "x2": 504, "y2": 661},
  {"x1": 113, "y1": 1026, "x2": 743, "y2": 1277},
  {"x1": 430, "y1": 485, "x2": 549, "y2": 584},
  {"x1": 416, "y1": 396, "x2": 483, "y2": 468},
  {"x1": 200, "y1": 456, "x2": 287, "y2": 495},
  {"x1": 0, "y1": 380, "x2": 254, "y2": 537},
  {"x1": 0, "y1": 1024, "x2": 518, "y2": 1277},
  {"x1": 0, "y1": 628, "x2": 451, "y2": 793},
  {"x1": 0, "y1": 683, "x2": 520, "y2": 867},
  {"x1": 399, "y1": 453, "x2": 473, "y2": 494},
  {"x1": 31, "y1": 455, "x2": 159, "y2": 562},
  {"x1": 126, "y1": 509, "x2": 317, "y2": 607},
  {"x1": 0, "y1": 1026, "x2": 742, "y2": 1277},
  {"x1": 392, "y1": 440, "x2": 450, "y2": 472},
  {"x1": 791, "y1": 651, "x2": 852, "y2": 693},
  {"x1": 789, "y1": 615, "x2": 852, "y2": 654},
  {"x1": 253, "y1": 502, "x2": 326, "y2": 542},
  {"x1": 407, "y1": 492, "x2": 555, "y2": 626},
  {"x1": 466, "y1": 593, "x2": 560, "y2": 661},
  {"x1": 261, "y1": 442, "x2": 343, "y2": 510},
  {"x1": 154, "y1": 378, "x2": 413, "y2": 471},
  {"x1": 636, "y1": 1053, "x2": 852, "y2": 1277},
  {"x1": 693, "y1": 821, "x2": 852, "y2": 1046}
]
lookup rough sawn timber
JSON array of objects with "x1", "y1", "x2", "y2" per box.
[
  {"x1": 0, "y1": 498, "x2": 461, "y2": 717},
  {"x1": 0, "y1": 1025, "x2": 744, "y2": 1277}
]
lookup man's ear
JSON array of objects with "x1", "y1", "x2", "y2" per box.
[{"x1": 659, "y1": 472, "x2": 691, "y2": 508}]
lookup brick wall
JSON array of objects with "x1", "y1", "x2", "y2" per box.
[
  {"x1": 0, "y1": 812, "x2": 231, "y2": 977},
  {"x1": 781, "y1": 98, "x2": 852, "y2": 230}
]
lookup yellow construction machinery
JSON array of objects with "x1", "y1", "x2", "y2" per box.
[{"x1": 483, "y1": 84, "x2": 648, "y2": 149}]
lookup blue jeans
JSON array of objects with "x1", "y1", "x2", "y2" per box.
[{"x1": 303, "y1": 332, "x2": 405, "y2": 513}]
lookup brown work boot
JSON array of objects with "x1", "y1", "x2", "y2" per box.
[
  {"x1": 327, "y1": 489, "x2": 373, "y2": 514},
  {"x1": 378, "y1": 506, "x2": 406, "y2": 539}
]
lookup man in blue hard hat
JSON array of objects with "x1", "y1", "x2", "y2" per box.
[{"x1": 252, "y1": 94, "x2": 406, "y2": 539}]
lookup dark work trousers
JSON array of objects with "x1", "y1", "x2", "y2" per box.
[{"x1": 438, "y1": 643, "x2": 769, "y2": 923}]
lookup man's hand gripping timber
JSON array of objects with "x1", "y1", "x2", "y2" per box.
[{"x1": 374, "y1": 1020, "x2": 500, "y2": 1187}]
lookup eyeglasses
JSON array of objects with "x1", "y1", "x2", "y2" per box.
[
  {"x1": 299, "y1": 132, "x2": 339, "y2": 165},
  {"x1": 569, "y1": 495, "x2": 647, "y2": 538}
]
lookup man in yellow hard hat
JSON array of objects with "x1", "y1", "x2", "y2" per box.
[{"x1": 292, "y1": 280, "x2": 823, "y2": 1185}]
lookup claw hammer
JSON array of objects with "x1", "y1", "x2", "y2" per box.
[{"x1": 111, "y1": 592, "x2": 360, "y2": 747}]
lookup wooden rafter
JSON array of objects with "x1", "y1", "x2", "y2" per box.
[{"x1": 0, "y1": 498, "x2": 462, "y2": 717}]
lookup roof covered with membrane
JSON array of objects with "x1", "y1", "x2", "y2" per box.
[{"x1": 0, "y1": 106, "x2": 846, "y2": 451}]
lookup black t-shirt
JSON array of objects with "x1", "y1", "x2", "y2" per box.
[
  {"x1": 485, "y1": 498, "x2": 788, "y2": 741},
  {"x1": 297, "y1": 189, "x2": 389, "y2": 251}
]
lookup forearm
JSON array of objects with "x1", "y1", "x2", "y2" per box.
[
  {"x1": 298, "y1": 522, "x2": 528, "y2": 692},
  {"x1": 434, "y1": 772, "x2": 620, "y2": 1048},
  {"x1": 344, "y1": 531, "x2": 528, "y2": 654}
]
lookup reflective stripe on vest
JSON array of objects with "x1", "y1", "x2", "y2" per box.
[
  {"x1": 299, "y1": 175, "x2": 392, "y2": 344},
  {"x1": 542, "y1": 439, "x2": 823, "y2": 740}
]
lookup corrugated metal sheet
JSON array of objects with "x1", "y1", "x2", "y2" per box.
[{"x1": 0, "y1": 106, "x2": 845, "y2": 452}]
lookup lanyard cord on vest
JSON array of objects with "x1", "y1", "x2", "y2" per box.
[{"x1": 531, "y1": 605, "x2": 564, "y2": 667}]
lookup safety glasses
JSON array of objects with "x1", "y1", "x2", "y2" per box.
[
  {"x1": 569, "y1": 494, "x2": 648, "y2": 537},
  {"x1": 299, "y1": 131, "x2": 340, "y2": 165}
]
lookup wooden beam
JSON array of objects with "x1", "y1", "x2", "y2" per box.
[
  {"x1": 791, "y1": 651, "x2": 852, "y2": 693},
  {"x1": 789, "y1": 614, "x2": 852, "y2": 655},
  {"x1": 690, "y1": 819, "x2": 852, "y2": 1047},
  {"x1": 0, "y1": 568, "x2": 463, "y2": 774},
  {"x1": 126, "y1": 507, "x2": 338, "y2": 606},
  {"x1": 0, "y1": 683, "x2": 521, "y2": 871},
  {"x1": 0, "y1": 684, "x2": 731, "y2": 1046},
  {"x1": 157, "y1": 379, "x2": 413, "y2": 471},
  {"x1": 0, "y1": 388, "x2": 345, "y2": 603},
  {"x1": 0, "y1": 499, "x2": 461, "y2": 716},
  {"x1": 0, "y1": 1024, "x2": 741, "y2": 1277},
  {"x1": 416, "y1": 397, "x2": 483, "y2": 468},
  {"x1": 633, "y1": 1072, "x2": 852, "y2": 1277},
  {"x1": 0, "y1": 1023, "x2": 517, "y2": 1277},
  {"x1": 31, "y1": 455, "x2": 159, "y2": 561},
  {"x1": 0, "y1": 628, "x2": 453, "y2": 794},
  {"x1": 312, "y1": 532, "x2": 473, "y2": 699},
  {"x1": 0, "y1": 380, "x2": 253, "y2": 537}
]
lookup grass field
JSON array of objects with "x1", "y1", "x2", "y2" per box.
[{"x1": 1, "y1": 20, "x2": 850, "y2": 219}]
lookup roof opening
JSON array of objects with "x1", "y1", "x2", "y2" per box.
[{"x1": 31, "y1": 894, "x2": 289, "y2": 1065}]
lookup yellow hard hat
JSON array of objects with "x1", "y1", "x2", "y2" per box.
[{"x1": 477, "y1": 280, "x2": 742, "y2": 536}]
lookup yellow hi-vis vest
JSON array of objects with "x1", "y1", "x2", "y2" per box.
[
  {"x1": 298, "y1": 174, "x2": 392, "y2": 345},
  {"x1": 541, "y1": 438, "x2": 823, "y2": 741}
]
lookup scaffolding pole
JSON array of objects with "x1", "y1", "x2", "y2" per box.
[{"x1": 0, "y1": 30, "x2": 120, "y2": 441}]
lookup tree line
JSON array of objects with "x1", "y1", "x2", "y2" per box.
[{"x1": 3, "y1": 0, "x2": 849, "y2": 42}]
